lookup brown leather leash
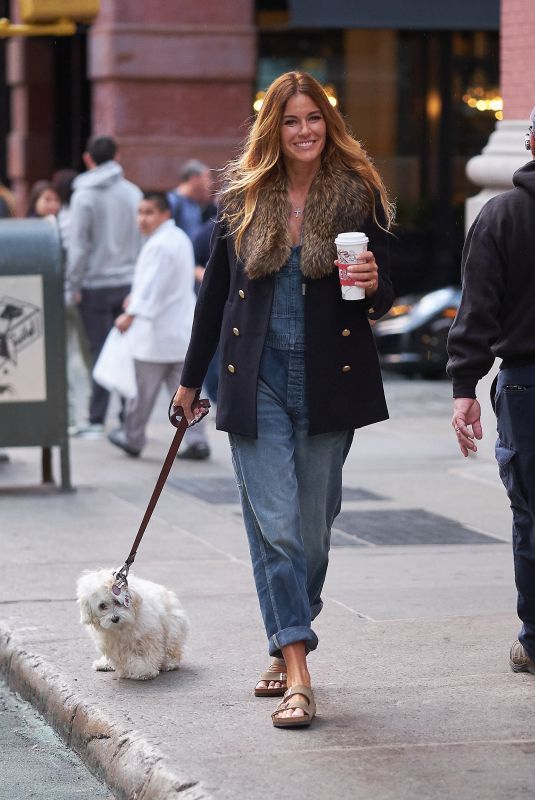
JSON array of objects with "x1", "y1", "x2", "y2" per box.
[{"x1": 111, "y1": 393, "x2": 210, "y2": 600}]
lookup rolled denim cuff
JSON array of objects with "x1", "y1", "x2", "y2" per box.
[
  {"x1": 269, "y1": 625, "x2": 318, "y2": 659},
  {"x1": 310, "y1": 599, "x2": 323, "y2": 621}
]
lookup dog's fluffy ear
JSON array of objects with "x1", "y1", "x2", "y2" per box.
[
  {"x1": 78, "y1": 597, "x2": 96, "y2": 626},
  {"x1": 76, "y1": 571, "x2": 99, "y2": 626}
]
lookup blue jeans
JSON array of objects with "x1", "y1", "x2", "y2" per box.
[
  {"x1": 229, "y1": 345, "x2": 351, "y2": 658},
  {"x1": 495, "y1": 365, "x2": 535, "y2": 660}
]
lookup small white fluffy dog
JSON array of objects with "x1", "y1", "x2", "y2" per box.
[{"x1": 76, "y1": 569, "x2": 189, "y2": 680}]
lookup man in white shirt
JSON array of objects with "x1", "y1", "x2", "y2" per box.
[{"x1": 108, "y1": 193, "x2": 210, "y2": 459}]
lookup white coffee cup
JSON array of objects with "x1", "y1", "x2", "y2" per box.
[{"x1": 334, "y1": 232, "x2": 369, "y2": 300}]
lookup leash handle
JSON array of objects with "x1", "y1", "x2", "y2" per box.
[{"x1": 113, "y1": 392, "x2": 210, "y2": 588}]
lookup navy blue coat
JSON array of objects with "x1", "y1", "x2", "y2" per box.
[{"x1": 181, "y1": 209, "x2": 394, "y2": 437}]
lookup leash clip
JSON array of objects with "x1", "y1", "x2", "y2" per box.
[
  {"x1": 112, "y1": 562, "x2": 130, "y2": 592},
  {"x1": 111, "y1": 563, "x2": 132, "y2": 607}
]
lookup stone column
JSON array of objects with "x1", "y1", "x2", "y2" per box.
[
  {"x1": 465, "y1": 0, "x2": 535, "y2": 231},
  {"x1": 89, "y1": 0, "x2": 256, "y2": 189}
]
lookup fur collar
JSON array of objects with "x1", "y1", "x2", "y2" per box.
[{"x1": 224, "y1": 161, "x2": 374, "y2": 280}]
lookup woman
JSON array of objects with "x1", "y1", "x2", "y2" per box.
[
  {"x1": 26, "y1": 180, "x2": 60, "y2": 218},
  {"x1": 173, "y1": 71, "x2": 394, "y2": 728}
]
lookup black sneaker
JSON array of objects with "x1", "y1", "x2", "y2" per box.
[
  {"x1": 107, "y1": 428, "x2": 141, "y2": 458},
  {"x1": 176, "y1": 443, "x2": 210, "y2": 461},
  {"x1": 510, "y1": 640, "x2": 535, "y2": 674}
]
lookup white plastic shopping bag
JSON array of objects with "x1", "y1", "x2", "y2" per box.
[{"x1": 92, "y1": 328, "x2": 137, "y2": 399}]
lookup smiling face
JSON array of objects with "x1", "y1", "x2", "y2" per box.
[{"x1": 280, "y1": 92, "x2": 327, "y2": 169}]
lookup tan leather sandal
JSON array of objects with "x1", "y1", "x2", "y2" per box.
[
  {"x1": 254, "y1": 657, "x2": 287, "y2": 697},
  {"x1": 271, "y1": 684, "x2": 316, "y2": 728}
]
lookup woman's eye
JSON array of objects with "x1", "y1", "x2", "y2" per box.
[
  {"x1": 309, "y1": 115, "x2": 322, "y2": 122},
  {"x1": 98, "y1": 602, "x2": 107, "y2": 611}
]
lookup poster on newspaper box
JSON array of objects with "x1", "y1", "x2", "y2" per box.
[{"x1": 0, "y1": 275, "x2": 46, "y2": 402}]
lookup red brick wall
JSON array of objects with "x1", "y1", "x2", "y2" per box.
[
  {"x1": 501, "y1": 0, "x2": 535, "y2": 121},
  {"x1": 89, "y1": 0, "x2": 256, "y2": 190}
]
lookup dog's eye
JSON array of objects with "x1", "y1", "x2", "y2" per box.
[
  {"x1": 113, "y1": 599, "x2": 121, "y2": 606},
  {"x1": 98, "y1": 602, "x2": 107, "y2": 610}
]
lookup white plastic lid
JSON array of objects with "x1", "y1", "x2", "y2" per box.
[{"x1": 334, "y1": 231, "x2": 368, "y2": 246}]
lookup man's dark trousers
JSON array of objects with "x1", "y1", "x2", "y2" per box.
[
  {"x1": 79, "y1": 284, "x2": 130, "y2": 424},
  {"x1": 495, "y1": 365, "x2": 535, "y2": 660}
]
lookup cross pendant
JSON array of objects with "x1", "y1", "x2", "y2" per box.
[{"x1": 293, "y1": 207, "x2": 303, "y2": 218}]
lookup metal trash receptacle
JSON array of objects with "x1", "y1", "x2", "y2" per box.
[{"x1": 0, "y1": 218, "x2": 71, "y2": 490}]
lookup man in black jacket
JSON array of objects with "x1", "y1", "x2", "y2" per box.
[{"x1": 447, "y1": 105, "x2": 535, "y2": 676}]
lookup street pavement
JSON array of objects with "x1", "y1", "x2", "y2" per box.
[
  {"x1": 0, "y1": 682, "x2": 113, "y2": 800},
  {"x1": 1, "y1": 373, "x2": 534, "y2": 800}
]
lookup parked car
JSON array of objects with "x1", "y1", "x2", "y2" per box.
[{"x1": 373, "y1": 286, "x2": 461, "y2": 378}]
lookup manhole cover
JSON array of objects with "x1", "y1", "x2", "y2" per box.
[
  {"x1": 168, "y1": 476, "x2": 240, "y2": 504},
  {"x1": 168, "y1": 479, "x2": 384, "y2": 506},
  {"x1": 332, "y1": 509, "x2": 502, "y2": 546}
]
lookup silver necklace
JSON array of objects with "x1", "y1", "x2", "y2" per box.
[{"x1": 292, "y1": 207, "x2": 303, "y2": 218}]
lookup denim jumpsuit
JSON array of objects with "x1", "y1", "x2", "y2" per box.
[{"x1": 229, "y1": 247, "x2": 351, "y2": 657}]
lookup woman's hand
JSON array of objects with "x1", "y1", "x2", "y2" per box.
[
  {"x1": 335, "y1": 250, "x2": 379, "y2": 297},
  {"x1": 172, "y1": 385, "x2": 200, "y2": 425}
]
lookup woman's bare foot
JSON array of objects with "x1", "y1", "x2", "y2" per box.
[
  {"x1": 273, "y1": 642, "x2": 311, "y2": 720},
  {"x1": 255, "y1": 657, "x2": 286, "y2": 693}
]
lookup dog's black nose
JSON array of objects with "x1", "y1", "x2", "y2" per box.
[{"x1": 111, "y1": 615, "x2": 120, "y2": 623}]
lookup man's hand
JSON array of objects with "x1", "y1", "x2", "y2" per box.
[
  {"x1": 452, "y1": 397, "x2": 483, "y2": 457},
  {"x1": 115, "y1": 313, "x2": 134, "y2": 333}
]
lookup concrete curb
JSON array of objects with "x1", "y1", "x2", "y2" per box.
[{"x1": 0, "y1": 624, "x2": 211, "y2": 800}]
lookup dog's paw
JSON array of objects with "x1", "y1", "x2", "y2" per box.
[
  {"x1": 93, "y1": 656, "x2": 115, "y2": 672},
  {"x1": 162, "y1": 661, "x2": 180, "y2": 672},
  {"x1": 118, "y1": 670, "x2": 159, "y2": 681}
]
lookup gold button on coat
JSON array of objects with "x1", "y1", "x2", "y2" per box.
[
  {"x1": 368, "y1": 307, "x2": 375, "y2": 314},
  {"x1": 342, "y1": 328, "x2": 351, "y2": 337},
  {"x1": 227, "y1": 364, "x2": 236, "y2": 374},
  {"x1": 232, "y1": 327, "x2": 240, "y2": 336},
  {"x1": 238, "y1": 289, "x2": 245, "y2": 299},
  {"x1": 342, "y1": 365, "x2": 351, "y2": 373}
]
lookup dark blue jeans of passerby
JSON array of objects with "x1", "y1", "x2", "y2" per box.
[
  {"x1": 495, "y1": 365, "x2": 535, "y2": 660},
  {"x1": 79, "y1": 284, "x2": 130, "y2": 424}
]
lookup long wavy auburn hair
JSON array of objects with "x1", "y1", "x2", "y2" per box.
[{"x1": 220, "y1": 71, "x2": 395, "y2": 257}]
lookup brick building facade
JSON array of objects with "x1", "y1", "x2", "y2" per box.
[{"x1": 1, "y1": 0, "x2": 530, "y2": 289}]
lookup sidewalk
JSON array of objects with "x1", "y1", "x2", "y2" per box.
[{"x1": 1, "y1": 380, "x2": 534, "y2": 800}]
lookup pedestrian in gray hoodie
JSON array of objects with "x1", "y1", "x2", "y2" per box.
[{"x1": 67, "y1": 136, "x2": 142, "y2": 437}]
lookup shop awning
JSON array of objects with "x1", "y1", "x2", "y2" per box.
[{"x1": 288, "y1": 0, "x2": 499, "y2": 30}]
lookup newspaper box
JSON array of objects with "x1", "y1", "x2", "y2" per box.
[{"x1": 0, "y1": 218, "x2": 71, "y2": 489}]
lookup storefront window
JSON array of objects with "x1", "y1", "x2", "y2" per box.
[{"x1": 257, "y1": 19, "x2": 499, "y2": 293}]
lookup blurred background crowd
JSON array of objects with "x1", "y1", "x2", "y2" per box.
[{"x1": 0, "y1": 0, "x2": 531, "y2": 458}]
